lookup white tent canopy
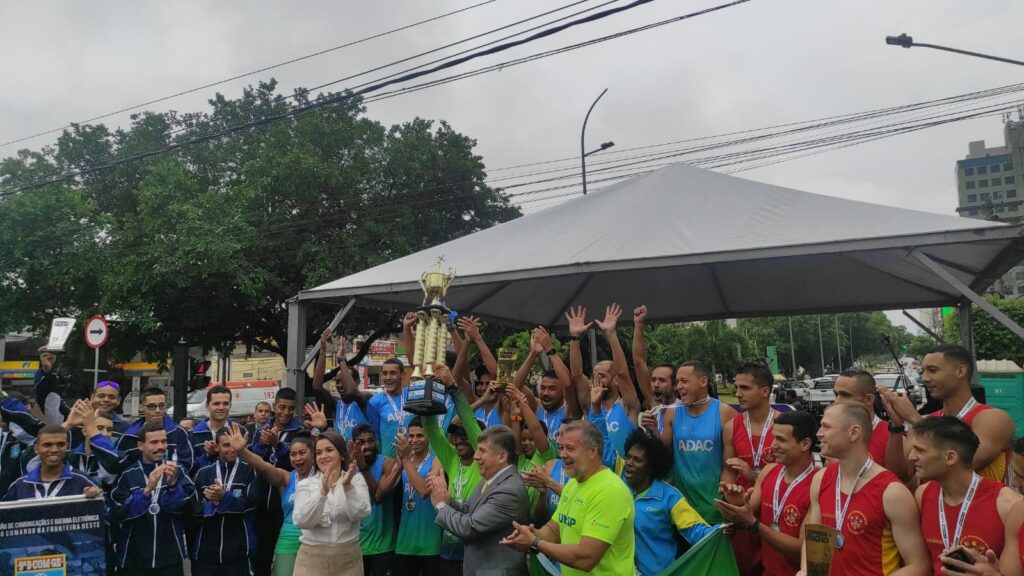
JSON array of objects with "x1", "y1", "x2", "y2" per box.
[{"x1": 299, "y1": 163, "x2": 1024, "y2": 328}]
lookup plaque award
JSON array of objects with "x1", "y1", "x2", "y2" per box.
[
  {"x1": 405, "y1": 259, "x2": 456, "y2": 416},
  {"x1": 495, "y1": 347, "x2": 519, "y2": 390}
]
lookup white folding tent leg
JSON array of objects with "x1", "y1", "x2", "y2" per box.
[
  {"x1": 286, "y1": 300, "x2": 309, "y2": 407},
  {"x1": 913, "y1": 251, "x2": 1024, "y2": 340}
]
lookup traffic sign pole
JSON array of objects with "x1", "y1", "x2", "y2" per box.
[
  {"x1": 84, "y1": 316, "x2": 110, "y2": 389},
  {"x1": 93, "y1": 346, "x2": 100, "y2": 387}
]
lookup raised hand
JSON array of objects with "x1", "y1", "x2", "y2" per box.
[
  {"x1": 395, "y1": 433, "x2": 411, "y2": 461},
  {"x1": 725, "y1": 457, "x2": 756, "y2": 483},
  {"x1": 533, "y1": 327, "x2": 553, "y2": 351},
  {"x1": 63, "y1": 401, "x2": 86, "y2": 429},
  {"x1": 594, "y1": 303, "x2": 622, "y2": 333},
  {"x1": 320, "y1": 328, "x2": 333, "y2": 347},
  {"x1": 640, "y1": 410, "x2": 659, "y2": 433},
  {"x1": 341, "y1": 462, "x2": 358, "y2": 491},
  {"x1": 203, "y1": 440, "x2": 218, "y2": 456},
  {"x1": 633, "y1": 305, "x2": 648, "y2": 324},
  {"x1": 590, "y1": 380, "x2": 607, "y2": 406},
  {"x1": 457, "y1": 316, "x2": 483, "y2": 340},
  {"x1": 530, "y1": 330, "x2": 544, "y2": 355},
  {"x1": 564, "y1": 306, "x2": 592, "y2": 338},
  {"x1": 427, "y1": 473, "x2": 451, "y2": 507},
  {"x1": 403, "y1": 312, "x2": 418, "y2": 332},
  {"x1": 226, "y1": 423, "x2": 247, "y2": 452},
  {"x1": 163, "y1": 461, "x2": 178, "y2": 487},
  {"x1": 349, "y1": 441, "x2": 367, "y2": 470},
  {"x1": 145, "y1": 465, "x2": 165, "y2": 495},
  {"x1": 523, "y1": 465, "x2": 553, "y2": 490},
  {"x1": 303, "y1": 403, "x2": 327, "y2": 431},
  {"x1": 433, "y1": 362, "x2": 455, "y2": 386},
  {"x1": 876, "y1": 385, "x2": 918, "y2": 426},
  {"x1": 321, "y1": 466, "x2": 342, "y2": 495}
]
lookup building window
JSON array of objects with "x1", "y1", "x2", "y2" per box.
[
  {"x1": 995, "y1": 190, "x2": 1004, "y2": 199},
  {"x1": 1009, "y1": 190, "x2": 1018, "y2": 198},
  {"x1": 981, "y1": 192, "x2": 991, "y2": 201},
  {"x1": 991, "y1": 164, "x2": 1002, "y2": 173},
  {"x1": 965, "y1": 167, "x2": 975, "y2": 176},
  {"x1": 967, "y1": 194, "x2": 977, "y2": 202},
  {"x1": 1006, "y1": 175, "x2": 1016, "y2": 184},
  {"x1": 978, "y1": 165, "x2": 988, "y2": 174},
  {"x1": 1004, "y1": 162, "x2": 1013, "y2": 171},
  {"x1": 979, "y1": 180, "x2": 989, "y2": 188},
  {"x1": 993, "y1": 177, "x2": 1003, "y2": 186},
  {"x1": 966, "y1": 181, "x2": 976, "y2": 189}
]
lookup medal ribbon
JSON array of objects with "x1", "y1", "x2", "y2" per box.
[
  {"x1": 745, "y1": 409, "x2": 774, "y2": 471},
  {"x1": 939, "y1": 473, "x2": 980, "y2": 550},
  {"x1": 834, "y1": 459, "x2": 872, "y2": 542},
  {"x1": 771, "y1": 464, "x2": 815, "y2": 527}
]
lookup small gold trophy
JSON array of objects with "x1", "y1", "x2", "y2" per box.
[
  {"x1": 405, "y1": 257, "x2": 456, "y2": 416},
  {"x1": 495, "y1": 348, "x2": 519, "y2": 390}
]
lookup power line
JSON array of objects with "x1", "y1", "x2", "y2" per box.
[
  {"x1": 1, "y1": 0, "x2": 754, "y2": 197},
  {"x1": 1, "y1": 0, "x2": 613, "y2": 190},
  {"x1": 0, "y1": 0, "x2": 502, "y2": 150}
]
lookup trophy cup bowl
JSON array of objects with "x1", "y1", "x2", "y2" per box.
[{"x1": 406, "y1": 260, "x2": 456, "y2": 416}]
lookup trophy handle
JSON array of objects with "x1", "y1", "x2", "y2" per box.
[
  {"x1": 443, "y1": 268, "x2": 456, "y2": 291},
  {"x1": 419, "y1": 271, "x2": 430, "y2": 293}
]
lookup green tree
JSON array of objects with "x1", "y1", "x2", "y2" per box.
[
  {"x1": 0, "y1": 80, "x2": 519, "y2": 363},
  {"x1": 943, "y1": 297, "x2": 1024, "y2": 364}
]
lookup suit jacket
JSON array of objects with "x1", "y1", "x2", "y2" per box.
[{"x1": 435, "y1": 465, "x2": 531, "y2": 575}]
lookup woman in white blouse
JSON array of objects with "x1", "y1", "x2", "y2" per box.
[{"x1": 292, "y1": 430, "x2": 371, "y2": 575}]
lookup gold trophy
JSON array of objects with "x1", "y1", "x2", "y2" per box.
[
  {"x1": 495, "y1": 348, "x2": 519, "y2": 390},
  {"x1": 406, "y1": 257, "x2": 456, "y2": 416}
]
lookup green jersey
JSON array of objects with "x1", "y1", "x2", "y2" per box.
[{"x1": 554, "y1": 467, "x2": 635, "y2": 576}]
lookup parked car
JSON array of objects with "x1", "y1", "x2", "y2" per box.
[
  {"x1": 873, "y1": 372, "x2": 925, "y2": 407},
  {"x1": 806, "y1": 376, "x2": 839, "y2": 415}
]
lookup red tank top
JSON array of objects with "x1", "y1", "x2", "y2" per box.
[
  {"x1": 920, "y1": 477, "x2": 1005, "y2": 575},
  {"x1": 732, "y1": 412, "x2": 776, "y2": 490},
  {"x1": 759, "y1": 463, "x2": 815, "y2": 576},
  {"x1": 869, "y1": 418, "x2": 890, "y2": 466},
  {"x1": 818, "y1": 463, "x2": 903, "y2": 576},
  {"x1": 929, "y1": 403, "x2": 1009, "y2": 482}
]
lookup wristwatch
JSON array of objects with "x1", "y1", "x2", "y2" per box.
[
  {"x1": 435, "y1": 502, "x2": 448, "y2": 512},
  {"x1": 545, "y1": 347, "x2": 557, "y2": 356},
  {"x1": 747, "y1": 519, "x2": 760, "y2": 533},
  {"x1": 529, "y1": 537, "x2": 541, "y2": 554},
  {"x1": 568, "y1": 335, "x2": 581, "y2": 342},
  {"x1": 887, "y1": 422, "x2": 905, "y2": 433}
]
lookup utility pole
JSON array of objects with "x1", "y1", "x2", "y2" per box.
[
  {"x1": 835, "y1": 315, "x2": 843, "y2": 370},
  {"x1": 817, "y1": 315, "x2": 825, "y2": 375},
  {"x1": 788, "y1": 316, "x2": 797, "y2": 377},
  {"x1": 580, "y1": 88, "x2": 614, "y2": 195}
]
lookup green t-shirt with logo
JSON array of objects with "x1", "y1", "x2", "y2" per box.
[{"x1": 553, "y1": 467, "x2": 635, "y2": 576}]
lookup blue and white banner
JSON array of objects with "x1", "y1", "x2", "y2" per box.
[{"x1": 0, "y1": 495, "x2": 105, "y2": 576}]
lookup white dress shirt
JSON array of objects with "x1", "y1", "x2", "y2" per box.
[{"x1": 292, "y1": 470, "x2": 371, "y2": 546}]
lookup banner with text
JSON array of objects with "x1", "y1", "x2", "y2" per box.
[{"x1": 0, "y1": 495, "x2": 105, "y2": 576}]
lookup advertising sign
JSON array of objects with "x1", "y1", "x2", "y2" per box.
[{"x1": 0, "y1": 495, "x2": 105, "y2": 576}]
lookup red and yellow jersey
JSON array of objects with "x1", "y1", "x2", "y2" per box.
[
  {"x1": 868, "y1": 419, "x2": 890, "y2": 467},
  {"x1": 930, "y1": 404, "x2": 1009, "y2": 483},
  {"x1": 920, "y1": 478, "x2": 1006, "y2": 575},
  {"x1": 818, "y1": 463, "x2": 903, "y2": 576},
  {"x1": 759, "y1": 464, "x2": 815, "y2": 576}
]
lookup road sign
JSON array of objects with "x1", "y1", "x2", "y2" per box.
[{"x1": 84, "y1": 316, "x2": 109, "y2": 349}]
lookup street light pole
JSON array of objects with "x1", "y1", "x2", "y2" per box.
[
  {"x1": 817, "y1": 315, "x2": 825, "y2": 376},
  {"x1": 835, "y1": 315, "x2": 843, "y2": 370},
  {"x1": 885, "y1": 34, "x2": 1024, "y2": 67},
  {"x1": 581, "y1": 88, "x2": 612, "y2": 195}
]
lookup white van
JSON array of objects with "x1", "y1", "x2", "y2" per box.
[{"x1": 168, "y1": 380, "x2": 279, "y2": 421}]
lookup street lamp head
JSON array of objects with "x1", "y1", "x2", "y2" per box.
[
  {"x1": 600, "y1": 141, "x2": 615, "y2": 151},
  {"x1": 885, "y1": 33, "x2": 913, "y2": 48}
]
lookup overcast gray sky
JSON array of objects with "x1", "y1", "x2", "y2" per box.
[{"x1": 3, "y1": 0, "x2": 1022, "y2": 332}]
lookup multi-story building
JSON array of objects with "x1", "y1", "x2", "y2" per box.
[{"x1": 955, "y1": 113, "x2": 1024, "y2": 296}]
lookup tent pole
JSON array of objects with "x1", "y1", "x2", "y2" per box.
[
  {"x1": 913, "y1": 251, "x2": 1024, "y2": 342},
  {"x1": 301, "y1": 298, "x2": 358, "y2": 371},
  {"x1": 286, "y1": 300, "x2": 309, "y2": 407}
]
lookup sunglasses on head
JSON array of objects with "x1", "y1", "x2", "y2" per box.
[{"x1": 96, "y1": 381, "x2": 120, "y2": 390}]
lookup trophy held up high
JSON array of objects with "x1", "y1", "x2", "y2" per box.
[{"x1": 405, "y1": 258, "x2": 456, "y2": 416}]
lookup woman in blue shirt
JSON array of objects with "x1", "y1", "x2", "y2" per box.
[{"x1": 623, "y1": 429, "x2": 717, "y2": 576}]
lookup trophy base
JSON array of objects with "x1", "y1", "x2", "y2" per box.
[{"x1": 405, "y1": 377, "x2": 449, "y2": 416}]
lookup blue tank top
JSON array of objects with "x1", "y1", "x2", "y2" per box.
[
  {"x1": 473, "y1": 405, "x2": 502, "y2": 429},
  {"x1": 537, "y1": 404, "x2": 565, "y2": 445},
  {"x1": 335, "y1": 399, "x2": 368, "y2": 441},
  {"x1": 396, "y1": 453, "x2": 442, "y2": 556},
  {"x1": 547, "y1": 459, "x2": 568, "y2": 514},
  {"x1": 671, "y1": 399, "x2": 724, "y2": 522},
  {"x1": 276, "y1": 470, "x2": 302, "y2": 553},
  {"x1": 359, "y1": 456, "x2": 396, "y2": 555},
  {"x1": 605, "y1": 400, "x2": 637, "y2": 460}
]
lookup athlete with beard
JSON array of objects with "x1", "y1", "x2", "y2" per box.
[
  {"x1": 312, "y1": 329, "x2": 370, "y2": 441},
  {"x1": 352, "y1": 424, "x2": 401, "y2": 576},
  {"x1": 509, "y1": 327, "x2": 580, "y2": 446},
  {"x1": 643, "y1": 360, "x2": 737, "y2": 523},
  {"x1": 366, "y1": 358, "x2": 412, "y2": 459}
]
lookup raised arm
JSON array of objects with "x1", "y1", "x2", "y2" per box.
[
  {"x1": 595, "y1": 304, "x2": 641, "y2": 419},
  {"x1": 534, "y1": 327, "x2": 576, "y2": 418},
  {"x1": 459, "y1": 316, "x2": 497, "y2": 380},
  {"x1": 399, "y1": 312, "x2": 417, "y2": 369},
  {"x1": 228, "y1": 424, "x2": 290, "y2": 489},
  {"x1": 632, "y1": 305, "x2": 653, "y2": 409},
  {"x1": 565, "y1": 306, "x2": 593, "y2": 412},
  {"x1": 451, "y1": 321, "x2": 474, "y2": 394},
  {"x1": 312, "y1": 328, "x2": 333, "y2": 396},
  {"x1": 514, "y1": 387, "x2": 551, "y2": 456}
]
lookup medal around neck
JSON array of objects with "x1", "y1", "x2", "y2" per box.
[{"x1": 406, "y1": 258, "x2": 456, "y2": 416}]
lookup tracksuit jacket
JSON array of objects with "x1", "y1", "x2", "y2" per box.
[
  {"x1": 116, "y1": 415, "x2": 194, "y2": 473},
  {"x1": 190, "y1": 459, "x2": 258, "y2": 567},
  {"x1": 111, "y1": 459, "x2": 196, "y2": 571}
]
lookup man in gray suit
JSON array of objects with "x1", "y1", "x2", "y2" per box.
[{"x1": 428, "y1": 425, "x2": 531, "y2": 575}]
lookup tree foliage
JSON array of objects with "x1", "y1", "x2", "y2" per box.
[
  {"x1": 0, "y1": 80, "x2": 519, "y2": 362},
  {"x1": 943, "y1": 297, "x2": 1024, "y2": 365}
]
